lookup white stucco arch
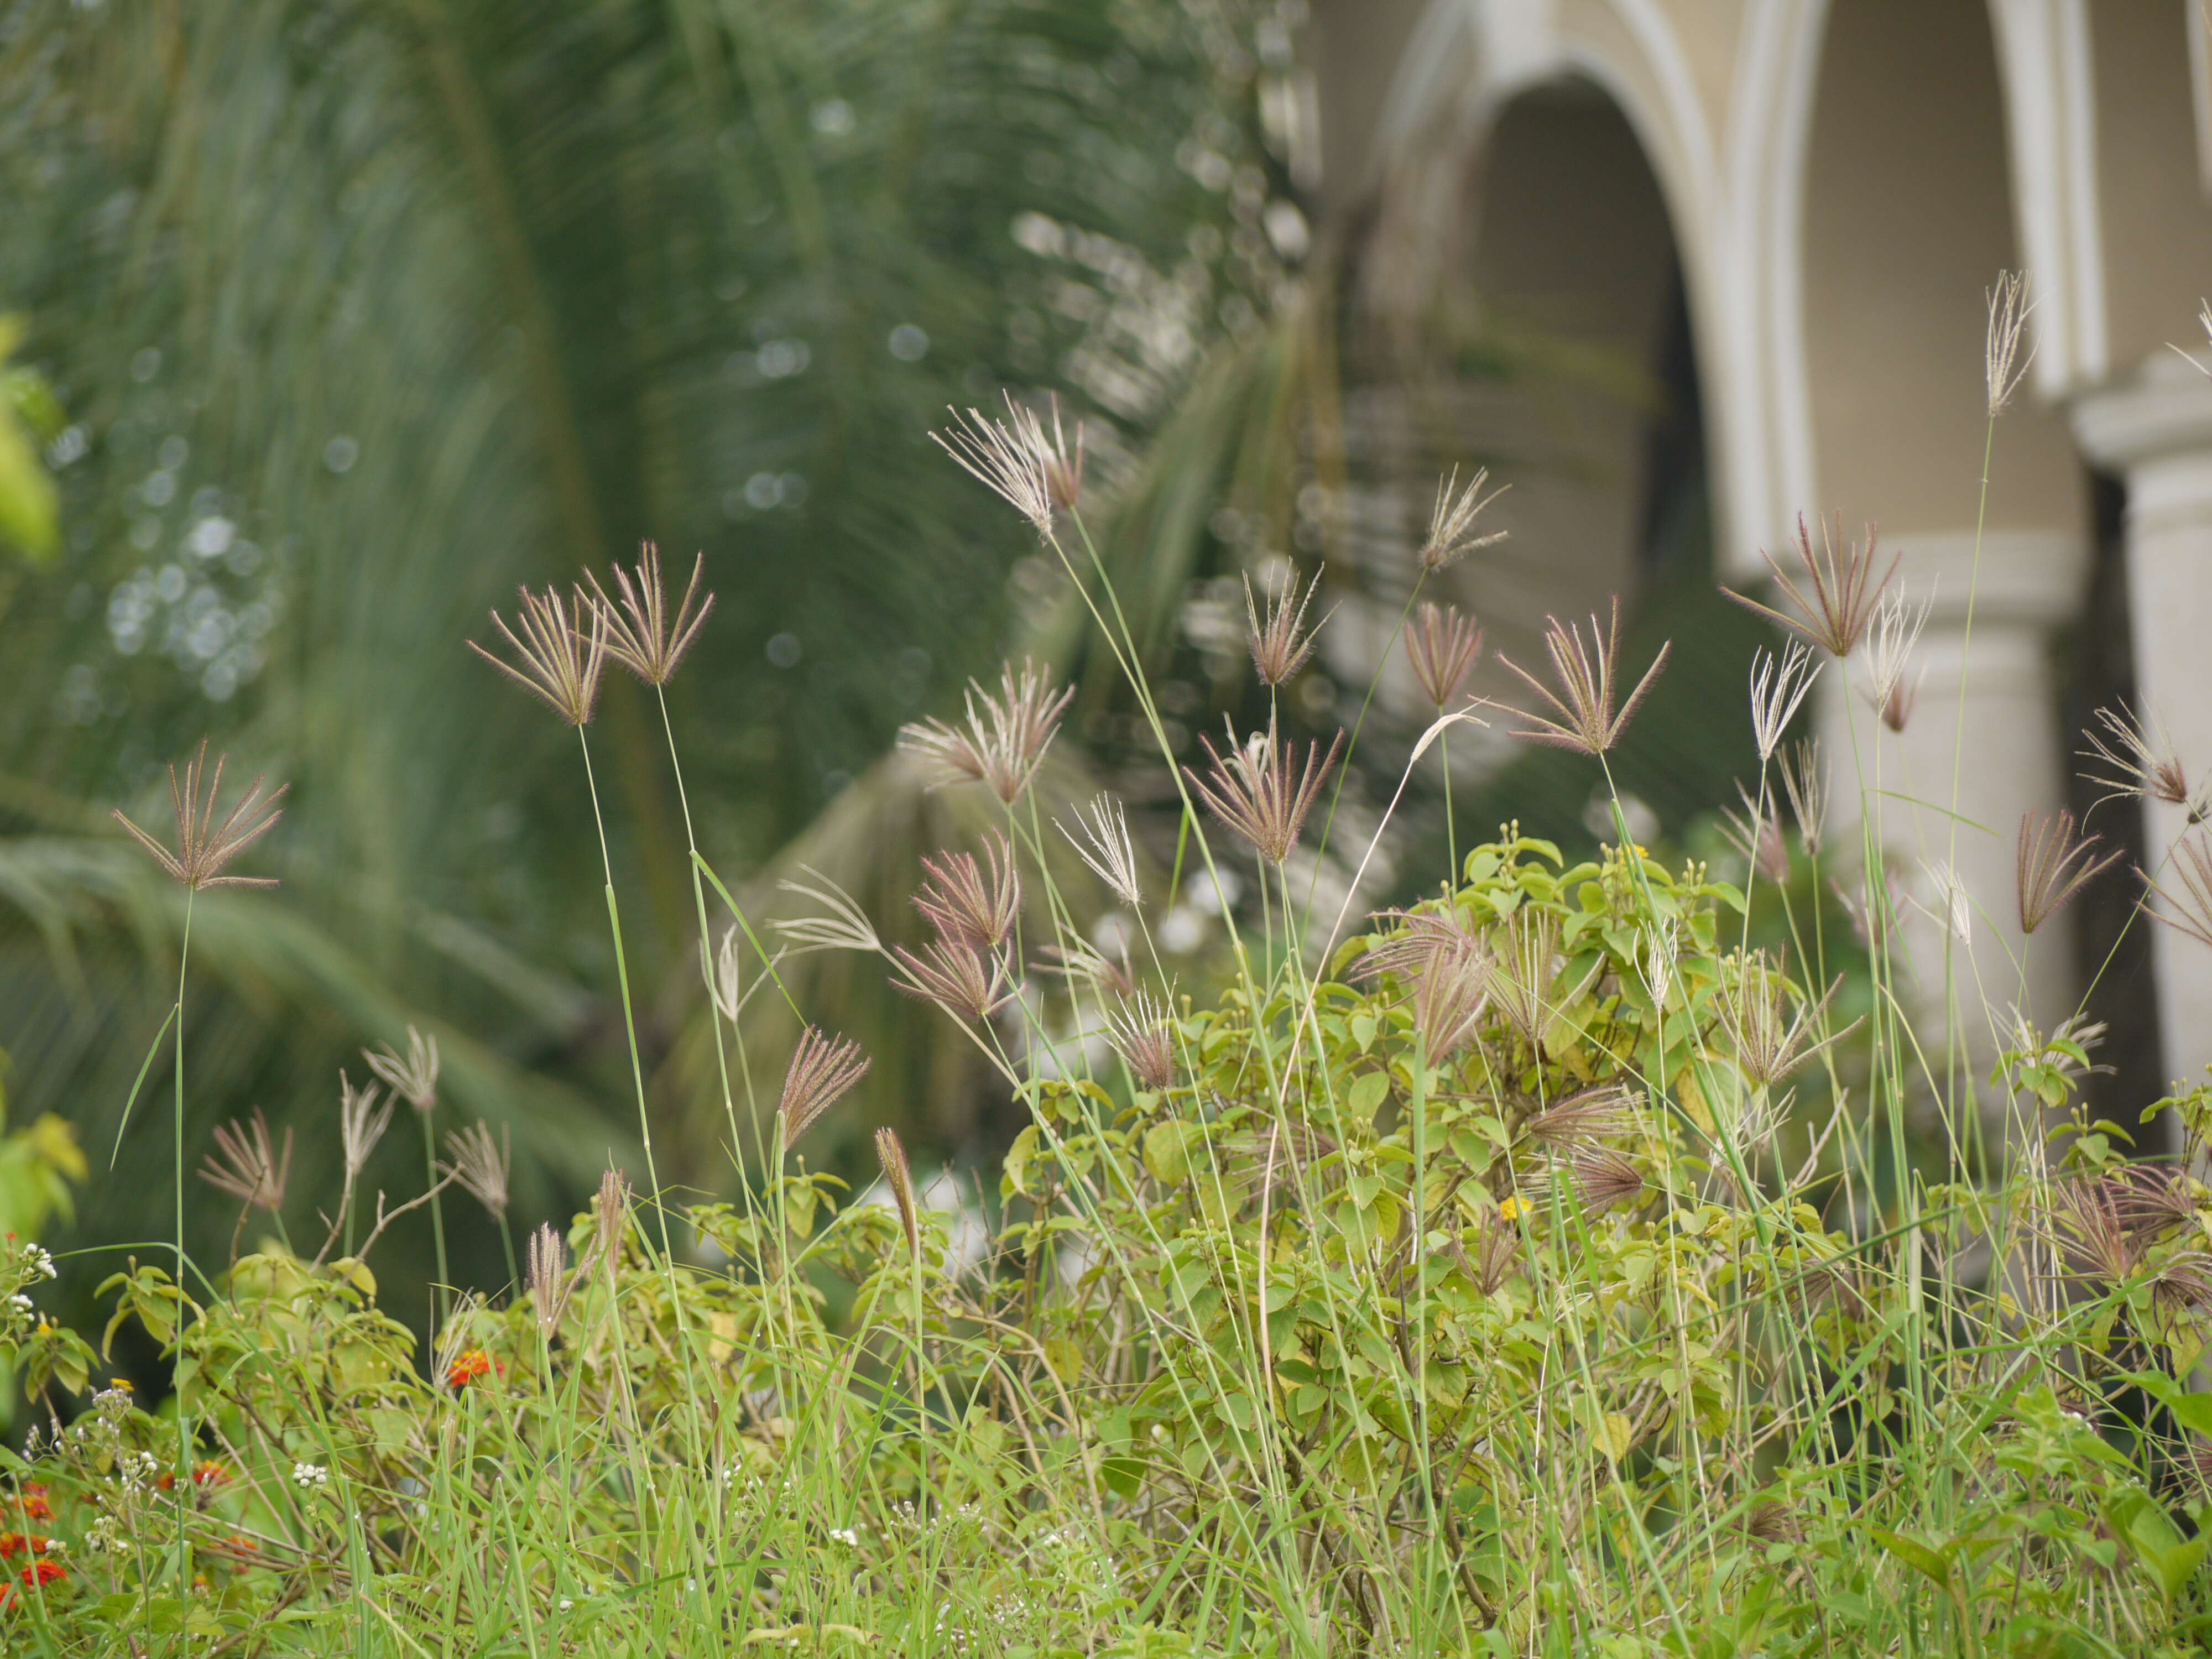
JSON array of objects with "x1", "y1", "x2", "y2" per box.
[
  {"x1": 1352, "y1": 0, "x2": 2124, "y2": 562},
  {"x1": 1359, "y1": 0, "x2": 1744, "y2": 562},
  {"x1": 1318, "y1": 0, "x2": 2212, "y2": 1088}
]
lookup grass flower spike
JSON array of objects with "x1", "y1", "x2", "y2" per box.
[
  {"x1": 337, "y1": 1073, "x2": 393, "y2": 1184},
  {"x1": 1488, "y1": 908, "x2": 1598, "y2": 1049},
  {"x1": 1358, "y1": 907, "x2": 1491, "y2": 1057},
  {"x1": 526, "y1": 1223, "x2": 574, "y2": 1338},
  {"x1": 1405, "y1": 601, "x2": 1483, "y2": 710},
  {"x1": 1060, "y1": 795, "x2": 1142, "y2": 908},
  {"x1": 874, "y1": 1128, "x2": 921, "y2": 1254},
  {"x1": 774, "y1": 869, "x2": 884, "y2": 955},
  {"x1": 588, "y1": 541, "x2": 714, "y2": 687},
  {"x1": 1568, "y1": 1146, "x2": 1647, "y2": 1216},
  {"x1": 1417, "y1": 466, "x2": 1507, "y2": 572},
  {"x1": 1862, "y1": 584, "x2": 1932, "y2": 734},
  {"x1": 1355, "y1": 905, "x2": 1484, "y2": 982},
  {"x1": 1034, "y1": 936, "x2": 1135, "y2": 998},
  {"x1": 2016, "y1": 809, "x2": 2120, "y2": 935},
  {"x1": 1105, "y1": 991, "x2": 1176, "y2": 1091},
  {"x1": 912, "y1": 831, "x2": 1021, "y2": 950},
  {"x1": 2143, "y1": 830, "x2": 2212, "y2": 951},
  {"x1": 113, "y1": 740, "x2": 288, "y2": 891},
  {"x1": 1748, "y1": 641, "x2": 1818, "y2": 763},
  {"x1": 1718, "y1": 954, "x2": 1854, "y2": 1088},
  {"x1": 2081, "y1": 702, "x2": 2204, "y2": 821},
  {"x1": 1188, "y1": 719, "x2": 1344, "y2": 865},
  {"x1": 933, "y1": 394, "x2": 1083, "y2": 535},
  {"x1": 364, "y1": 1026, "x2": 441, "y2": 1114},
  {"x1": 1524, "y1": 1084, "x2": 1634, "y2": 1148},
  {"x1": 589, "y1": 1169, "x2": 630, "y2": 1279},
  {"x1": 712, "y1": 926, "x2": 744, "y2": 1021},
  {"x1": 890, "y1": 937, "x2": 1010, "y2": 1020},
  {"x1": 1918, "y1": 861, "x2": 1974, "y2": 947},
  {"x1": 199, "y1": 1108, "x2": 291, "y2": 1213},
  {"x1": 1245, "y1": 570, "x2": 1323, "y2": 687},
  {"x1": 1986, "y1": 269, "x2": 2034, "y2": 417},
  {"x1": 779, "y1": 1026, "x2": 872, "y2": 1152},
  {"x1": 1410, "y1": 931, "x2": 1491, "y2": 1060},
  {"x1": 1780, "y1": 738, "x2": 1828, "y2": 855},
  {"x1": 1724, "y1": 512, "x2": 1897, "y2": 659},
  {"x1": 1720, "y1": 784, "x2": 1791, "y2": 884},
  {"x1": 468, "y1": 583, "x2": 607, "y2": 726},
  {"x1": 1497, "y1": 599, "x2": 1671, "y2": 755},
  {"x1": 442, "y1": 1121, "x2": 511, "y2": 1219},
  {"x1": 898, "y1": 659, "x2": 1074, "y2": 804}
]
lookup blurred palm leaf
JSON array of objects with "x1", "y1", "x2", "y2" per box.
[{"x1": 0, "y1": 0, "x2": 1310, "y2": 1314}]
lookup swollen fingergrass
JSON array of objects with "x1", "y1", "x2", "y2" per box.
[{"x1": 39, "y1": 373, "x2": 2212, "y2": 1658}]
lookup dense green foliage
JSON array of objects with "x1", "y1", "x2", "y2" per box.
[{"x1": 1, "y1": 794, "x2": 2209, "y2": 1652}]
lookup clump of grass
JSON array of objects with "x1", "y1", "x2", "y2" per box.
[{"x1": 15, "y1": 322, "x2": 2212, "y2": 1658}]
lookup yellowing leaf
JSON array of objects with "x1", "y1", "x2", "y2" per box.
[
  {"x1": 0, "y1": 320, "x2": 57, "y2": 562},
  {"x1": 1044, "y1": 1334, "x2": 1085, "y2": 1384}
]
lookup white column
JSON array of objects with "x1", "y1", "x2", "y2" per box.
[
  {"x1": 1819, "y1": 529, "x2": 2089, "y2": 1060},
  {"x1": 2074, "y1": 359, "x2": 2212, "y2": 1092}
]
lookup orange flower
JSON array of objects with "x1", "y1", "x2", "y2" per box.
[
  {"x1": 0, "y1": 1535, "x2": 46, "y2": 1558},
  {"x1": 0, "y1": 1559, "x2": 66, "y2": 1609},
  {"x1": 156, "y1": 1457, "x2": 225, "y2": 1491},
  {"x1": 446, "y1": 1348, "x2": 499, "y2": 1388},
  {"x1": 205, "y1": 1533, "x2": 262, "y2": 1568},
  {"x1": 11, "y1": 1486, "x2": 50, "y2": 1523}
]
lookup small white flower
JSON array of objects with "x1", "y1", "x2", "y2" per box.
[
  {"x1": 8, "y1": 1294, "x2": 31, "y2": 1312},
  {"x1": 559, "y1": 1598, "x2": 575, "y2": 1611},
  {"x1": 291, "y1": 1461, "x2": 329, "y2": 1490},
  {"x1": 828, "y1": 1527, "x2": 859, "y2": 1546},
  {"x1": 123, "y1": 1449, "x2": 159, "y2": 1487}
]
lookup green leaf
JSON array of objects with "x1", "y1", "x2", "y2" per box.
[
  {"x1": 2120, "y1": 1369, "x2": 2212, "y2": 1438},
  {"x1": 1002, "y1": 1124, "x2": 1041, "y2": 1199},
  {"x1": 1870, "y1": 1527, "x2": 1952, "y2": 1592},
  {"x1": 1347, "y1": 1070, "x2": 1390, "y2": 1124},
  {"x1": 1099, "y1": 1456, "x2": 1144, "y2": 1501},
  {"x1": 1143, "y1": 1122, "x2": 1196, "y2": 1186}
]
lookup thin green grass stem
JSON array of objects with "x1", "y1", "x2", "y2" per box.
[
  {"x1": 420, "y1": 1110, "x2": 450, "y2": 1317},
  {"x1": 171, "y1": 885, "x2": 195, "y2": 1641}
]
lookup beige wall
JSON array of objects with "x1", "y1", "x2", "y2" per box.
[
  {"x1": 1801, "y1": 0, "x2": 2085, "y2": 537},
  {"x1": 2090, "y1": 1, "x2": 2212, "y2": 374}
]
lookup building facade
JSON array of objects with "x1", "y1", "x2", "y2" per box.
[{"x1": 1310, "y1": 0, "x2": 2212, "y2": 1093}]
